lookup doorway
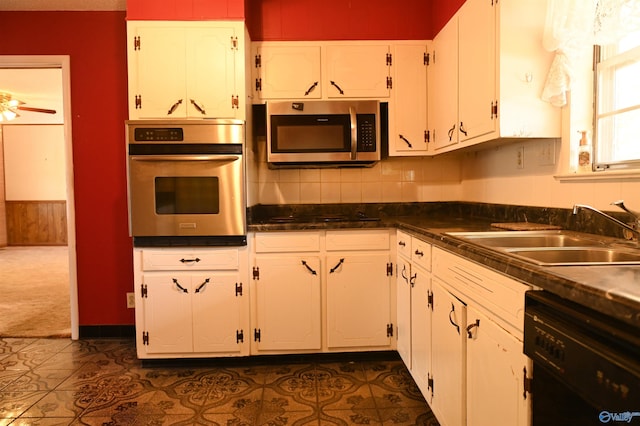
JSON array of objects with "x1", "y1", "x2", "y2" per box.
[{"x1": 0, "y1": 55, "x2": 78, "y2": 339}]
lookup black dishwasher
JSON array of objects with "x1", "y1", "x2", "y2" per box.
[{"x1": 524, "y1": 290, "x2": 640, "y2": 425}]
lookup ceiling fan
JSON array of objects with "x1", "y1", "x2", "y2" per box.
[{"x1": 0, "y1": 92, "x2": 57, "y2": 122}]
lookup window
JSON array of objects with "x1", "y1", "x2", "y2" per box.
[{"x1": 594, "y1": 30, "x2": 640, "y2": 170}]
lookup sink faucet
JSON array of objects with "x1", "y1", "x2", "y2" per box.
[{"x1": 573, "y1": 202, "x2": 640, "y2": 240}]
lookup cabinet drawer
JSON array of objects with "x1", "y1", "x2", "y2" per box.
[
  {"x1": 411, "y1": 237, "x2": 432, "y2": 271},
  {"x1": 141, "y1": 248, "x2": 239, "y2": 271},
  {"x1": 326, "y1": 229, "x2": 390, "y2": 251},
  {"x1": 432, "y1": 247, "x2": 530, "y2": 334},
  {"x1": 255, "y1": 231, "x2": 321, "y2": 253},
  {"x1": 396, "y1": 230, "x2": 412, "y2": 258}
]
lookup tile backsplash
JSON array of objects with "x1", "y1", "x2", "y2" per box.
[{"x1": 252, "y1": 153, "x2": 463, "y2": 204}]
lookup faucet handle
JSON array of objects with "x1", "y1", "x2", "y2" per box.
[{"x1": 611, "y1": 200, "x2": 640, "y2": 219}]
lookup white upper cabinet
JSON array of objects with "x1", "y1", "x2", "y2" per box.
[
  {"x1": 127, "y1": 21, "x2": 244, "y2": 120},
  {"x1": 428, "y1": 0, "x2": 560, "y2": 154},
  {"x1": 252, "y1": 42, "x2": 391, "y2": 101},
  {"x1": 325, "y1": 44, "x2": 391, "y2": 98},
  {"x1": 254, "y1": 45, "x2": 322, "y2": 99},
  {"x1": 429, "y1": 18, "x2": 458, "y2": 152},
  {"x1": 389, "y1": 43, "x2": 430, "y2": 156}
]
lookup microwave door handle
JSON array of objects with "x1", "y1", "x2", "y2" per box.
[
  {"x1": 129, "y1": 155, "x2": 240, "y2": 162},
  {"x1": 349, "y1": 106, "x2": 357, "y2": 160}
]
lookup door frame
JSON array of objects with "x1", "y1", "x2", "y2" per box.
[{"x1": 0, "y1": 55, "x2": 78, "y2": 339}]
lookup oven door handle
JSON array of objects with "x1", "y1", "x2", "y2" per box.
[
  {"x1": 349, "y1": 106, "x2": 357, "y2": 160},
  {"x1": 129, "y1": 155, "x2": 240, "y2": 162}
]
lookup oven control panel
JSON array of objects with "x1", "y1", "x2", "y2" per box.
[{"x1": 134, "y1": 128, "x2": 184, "y2": 142}]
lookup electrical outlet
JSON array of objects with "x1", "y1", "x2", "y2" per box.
[
  {"x1": 126, "y1": 292, "x2": 135, "y2": 309},
  {"x1": 538, "y1": 140, "x2": 556, "y2": 166},
  {"x1": 516, "y1": 146, "x2": 525, "y2": 169}
]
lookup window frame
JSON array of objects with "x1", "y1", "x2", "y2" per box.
[{"x1": 593, "y1": 34, "x2": 640, "y2": 171}]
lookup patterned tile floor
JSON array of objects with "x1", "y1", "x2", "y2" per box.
[{"x1": 0, "y1": 338, "x2": 440, "y2": 425}]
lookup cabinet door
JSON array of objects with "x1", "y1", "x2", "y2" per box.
[
  {"x1": 396, "y1": 257, "x2": 412, "y2": 367},
  {"x1": 186, "y1": 27, "x2": 237, "y2": 118},
  {"x1": 325, "y1": 45, "x2": 391, "y2": 98},
  {"x1": 431, "y1": 279, "x2": 466, "y2": 426},
  {"x1": 131, "y1": 26, "x2": 187, "y2": 119},
  {"x1": 429, "y1": 18, "x2": 459, "y2": 151},
  {"x1": 129, "y1": 24, "x2": 238, "y2": 119},
  {"x1": 256, "y1": 45, "x2": 322, "y2": 99},
  {"x1": 411, "y1": 264, "x2": 432, "y2": 402},
  {"x1": 254, "y1": 256, "x2": 321, "y2": 351},
  {"x1": 466, "y1": 305, "x2": 531, "y2": 426},
  {"x1": 391, "y1": 44, "x2": 429, "y2": 155},
  {"x1": 191, "y1": 272, "x2": 243, "y2": 354},
  {"x1": 142, "y1": 273, "x2": 193, "y2": 354},
  {"x1": 327, "y1": 253, "x2": 391, "y2": 348},
  {"x1": 458, "y1": 0, "x2": 496, "y2": 143}
]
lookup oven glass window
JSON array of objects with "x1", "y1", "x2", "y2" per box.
[{"x1": 155, "y1": 177, "x2": 219, "y2": 214}]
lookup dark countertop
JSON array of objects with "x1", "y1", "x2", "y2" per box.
[{"x1": 248, "y1": 204, "x2": 640, "y2": 330}]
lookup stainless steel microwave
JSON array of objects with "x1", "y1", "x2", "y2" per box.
[{"x1": 266, "y1": 100, "x2": 382, "y2": 167}]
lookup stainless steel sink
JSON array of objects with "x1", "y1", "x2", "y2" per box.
[
  {"x1": 446, "y1": 230, "x2": 604, "y2": 248},
  {"x1": 445, "y1": 230, "x2": 640, "y2": 266},
  {"x1": 505, "y1": 247, "x2": 640, "y2": 266}
]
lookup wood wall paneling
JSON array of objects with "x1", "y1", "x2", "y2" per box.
[{"x1": 6, "y1": 201, "x2": 67, "y2": 246}]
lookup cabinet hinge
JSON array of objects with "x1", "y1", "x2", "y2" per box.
[
  {"x1": 142, "y1": 331, "x2": 149, "y2": 345},
  {"x1": 231, "y1": 95, "x2": 239, "y2": 109},
  {"x1": 424, "y1": 52, "x2": 430, "y2": 66},
  {"x1": 523, "y1": 366, "x2": 532, "y2": 399},
  {"x1": 235, "y1": 282, "x2": 243, "y2": 297},
  {"x1": 386, "y1": 323, "x2": 394, "y2": 337},
  {"x1": 425, "y1": 130, "x2": 430, "y2": 143},
  {"x1": 254, "y1": 328, "x2": 261, "y2": 342},
  {"x1": 491, "y1": 100, "x2": 498, "y2": 119},
  {"x1": 427, "y1": 373, "x2": 434, "y2": 397},
  {"x1": 386, "y1": 262, "x2": 393, "y2": 276},
  {"x1": 133, "y1": 36, "x2": 140, "y2": 51},
  {"x1": 427, "y1": 290, "x2": 433, "y2": 310},
  {"x1": 386, "y1": 76, "x2": 393, "y2": 90},
  {"x1": 252, "y1": 266, "x2": 260, "y2": 280},
  {"x1": 386, "y1": 52, "x2": 392, "y2": 66},
  {"x1": 135, "y1": 95, "x2": 142, "y2": 110},
  {"x1": 230, "y1": 36, "x2": 238, "y2": 50},
  {"x1": 254, "y1": 54, "x2": 261, "y2": 68},
  {"x1": 236, "y1": 329, "x2": 244, "y2": 343},
  {"x1": 255, "y1": 78, "x2": 262, "y2": 92},
  {"x1": 141, "y1": 283, "x2": 148, "y2": 298}
]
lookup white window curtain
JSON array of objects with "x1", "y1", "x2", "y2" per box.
[{"x1": 542, "y1": 0, "x2": 640, "y2": 107}]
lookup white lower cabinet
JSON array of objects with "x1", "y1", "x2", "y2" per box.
[
  {"x1": 395, "y1": 231, "x2": 433, "y2": 401},
  {"x1": 326, "y1": 253, "x2": 391, "y2": 348},
  {"x1": 466, "y1": 305, "x2": 531, "y2": 426},
  {"x1": 251, "y1": 229, "x2": 394, "y2": 354},
  {"x1": 431, "y1": 278, "x2": 467, "y2": 426},
  {"x1": 396, "y1": 233, "x2": 532, "y2": 426},
  {"x1": 133, "y1": 247, "x2": 249, "y2": 359},
  {"x1": 252, "y1": 255, "x2": 322, "y2": 351}
]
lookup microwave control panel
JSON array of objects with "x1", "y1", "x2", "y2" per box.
[{"x1": 357, "y1": 114, "x2": 377, "y2": 152}]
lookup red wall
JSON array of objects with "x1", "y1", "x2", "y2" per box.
[
  {"x1": 127, "y1": 0, "x2": 245, "y2": 20},
  {"x1": 125, "y1": 0, "x2": 462, "y2": 40},
  {"x1": 0, "y1": 2, "x2": 463, "y2": 329},
  {"x1": 1, "y1": 11, "x2": 133, "y2": 327}
]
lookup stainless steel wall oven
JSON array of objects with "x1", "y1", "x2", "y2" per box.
[{"x1": 126, "y1": 120, "x2": 246, "y2": 247}]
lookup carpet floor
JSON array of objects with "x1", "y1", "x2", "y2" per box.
[{"x1": 0, "y1": 246, "x2": 71, "y2": 338}]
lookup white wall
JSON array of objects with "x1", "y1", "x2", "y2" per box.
[{"x1": 3, "y1": 125, "x2": 67, "y2": 200}]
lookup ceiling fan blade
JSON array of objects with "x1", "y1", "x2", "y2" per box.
[{"x1": 16, "y1": 106, "x2": 57, "y2": 114}]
